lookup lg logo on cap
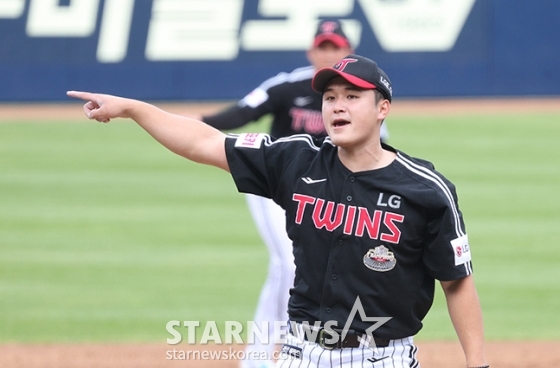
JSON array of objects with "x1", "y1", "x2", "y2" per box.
[{"x1": 379, "y1": 76, "x2": 392, "y2": 95}]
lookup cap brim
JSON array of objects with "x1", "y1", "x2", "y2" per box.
[
  {"x1": 313, "y1": 34, "x2": 350, "y2": 48},
  {"x1": 312, "y1": 68, "x2": 376, "y2": 93}
]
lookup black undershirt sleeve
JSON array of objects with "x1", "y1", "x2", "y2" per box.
[{"x1": 202, "y1": 104, "x2": 265, "y2": 131}]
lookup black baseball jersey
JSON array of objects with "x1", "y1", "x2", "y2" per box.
[
  {"x1": 225, "y1": 133, "x2": 473, "y2": 339},
  {"x1": 203, "y1": 66, "x2": 326, "y2": 139}
]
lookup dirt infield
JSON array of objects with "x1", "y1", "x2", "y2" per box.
[{"x1": 1, "y1": 341, "x2": 560, "y2": 368}]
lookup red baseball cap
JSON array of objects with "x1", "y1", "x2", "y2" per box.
[{"x1": 313, "y1": 20, "x2": 351, "y2": 48}]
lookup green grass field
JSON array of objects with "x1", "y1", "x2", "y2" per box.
[{"x1": 1, "y1": 109, "x2": 559, "y2": 343}]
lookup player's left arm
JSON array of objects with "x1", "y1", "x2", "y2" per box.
[{"x1": 440, "y1": 275, "x2": 488, "y2": 368}]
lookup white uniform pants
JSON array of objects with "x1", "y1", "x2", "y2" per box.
[
  {"x1": 242, "y1": 194, "x2": 296, "y2": 368},
  {"x1": 276, "y1": 332, "x2": 420, "y2": 368}
]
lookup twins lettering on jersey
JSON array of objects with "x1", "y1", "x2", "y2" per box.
[
  {"x1": 292, "y1": 193, "x2": 404, "y2": 243},
  {"x1": 290, "y1": 107, "x2": 326, "y2": 135}
]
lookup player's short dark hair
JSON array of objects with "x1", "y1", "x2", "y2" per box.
[{"x1": 374, "y1": 90, "x2": 385, "y2": 104}]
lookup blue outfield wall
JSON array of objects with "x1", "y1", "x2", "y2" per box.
[{"x1": 0, "y1": 0, "x2": 559, "y2": 102}]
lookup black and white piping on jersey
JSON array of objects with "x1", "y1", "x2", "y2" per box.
[
  {"x1": 258, "y1": 66, "x2": 315, "y2": 91},
  {"x1": 265, "y1": 134, "x2": 322, "y2": 151},
  {"x1": 227, "y1": 132, "x2": 324, "y2": 151},
  {"x1": 395, "y1": 153, "x2": 465, "y2": 239},
  {"x1": 229, "y1": 133, "x2": 472, "y2": 274},
  {"x1": 230, "y1": 132, "x2": 463, "y2": 238},
  {"x1": 396, "y1": 153, "x2": 473, "y2": 275}
]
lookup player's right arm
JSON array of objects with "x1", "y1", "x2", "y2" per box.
[
  {"x1": 67, "y1": 91, "x2": 229, "y2": 172},
  {"x1": 440, "y1": 275, "x2": 488, "y2": 367}
]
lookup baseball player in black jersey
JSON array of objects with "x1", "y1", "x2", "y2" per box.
[
  {"x1": 67, "y1": 54, "x2": 488, "y2": 368},
  {"x1": 198, "y1": 20, "x2": 386, "y2": 368},
  {"x1": 201, "y1": 20, "x2": 389, "y2": 140}
]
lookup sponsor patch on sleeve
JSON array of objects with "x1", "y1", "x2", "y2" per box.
[
  {"x1": 234, "y1": 133, "x2": 265, "y2": 149},
  {"x1": 450, "y1": 234, "x2": 471, "y2": 266}
]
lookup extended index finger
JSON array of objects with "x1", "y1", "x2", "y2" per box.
[
  {"x1": 67, "y1": 91, "x2": 104, "y2": 119},
  {"x1": 66, "y1": 90, "x2": 97, "y2": 102}
]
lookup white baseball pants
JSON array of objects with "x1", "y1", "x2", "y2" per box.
[
  {"x1": 276, "y1": 332, "x2": 420, "y2": 368},
  {"x1": 241, "y1": 194, "x2": 296, "y2": 368}
]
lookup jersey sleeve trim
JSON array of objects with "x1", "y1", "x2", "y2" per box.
[
  {"x1": 269, "y1": 134, "x2": 321, "y2": 151},
  {"x1": 226, "y1": 132, "x2": 322, "y2": 152},
  {"x1": 395, "y1": 153, "x2": 465, "y2": 239},
  {"x1": 257, "y1": 66, "x2": 315, "y2": 92}
]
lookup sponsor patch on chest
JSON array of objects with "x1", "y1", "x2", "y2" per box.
[
  {"x1": 234, "y1": 133, "x2": 265, "y2": 149},
  {"x1": 450, "y1": 234, "x2": 471, "y2": 266},
  {"x1": 363, "y1": 245, "x2": 397, "y2": 272}
]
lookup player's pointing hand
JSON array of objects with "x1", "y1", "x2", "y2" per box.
[{"x1": 66, "y1": 91, "x2": 131, "y2": 123}]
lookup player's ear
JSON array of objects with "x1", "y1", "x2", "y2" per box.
[{"x1": 377, "y1": 98, "x2": 390, "y2": 121}]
